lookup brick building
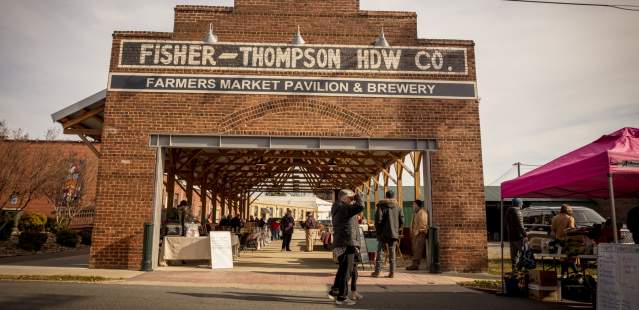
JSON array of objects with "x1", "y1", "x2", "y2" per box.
[
  {"x1": 52, "y1": 0, "x2": 487, "y2": 271},
  {"x1": 0, "y1": 140, "x2": 98, "y2": 224}
]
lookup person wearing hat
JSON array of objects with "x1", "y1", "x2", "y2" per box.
[
  {"x1": 406, "y1": 200, "x2": 428, "y2": 271},
  {"x1": 328, "y1": 189, "x2": 365, "y2": 305},
  {"x1": 505, "y1": 198, "x2": 527, "y2": 269},
  {"x1": 551, "y1": 204, "x2": 577, "y2": 277}
]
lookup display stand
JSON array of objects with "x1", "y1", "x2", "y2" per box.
[
  {"x1": 597, "y1": 244, "x2": 639, "y2": 309},
  {"x1": 209, "y1": 231, "x2": 234, "y2": 269}
]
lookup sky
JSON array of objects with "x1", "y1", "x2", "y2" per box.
[{"x1": 0, "y1": 0, "x2": 637, "y2": 185}]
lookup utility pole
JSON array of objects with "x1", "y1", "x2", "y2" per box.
[{"x1": 514, "y1": 162, "x2": 522, "y2": 177}]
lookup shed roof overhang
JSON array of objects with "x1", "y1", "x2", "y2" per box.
[{"x1": 51, "y1": 89, "x2": 106, "y2": 142}]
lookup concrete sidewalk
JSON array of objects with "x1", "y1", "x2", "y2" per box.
[{"x1": 0, "y1": 239, "x2": 497, "y2": 289}]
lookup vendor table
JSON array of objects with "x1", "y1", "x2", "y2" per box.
[
  {"x1": 160, "y1": 235, "x2": 240, "y2": 264},
  {"x1": 162, "y1": 236, "x2": 210, "y2": 261},
  {"x1": 577, "y1": 254, "x2": 597, "y2": 276},
  {"x1": 538, "y1": 253, "x2": 566, "y2": 272}
]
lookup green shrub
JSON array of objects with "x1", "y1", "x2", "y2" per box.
[
  {"x1": 78, "y1": 230, "x2": 92, "y2": 245},
  {"x1": 18, "y1": 231, "x2": 48, "y2": 251},
  {"x1": 18, "y1": 212, "x2": 47, "y2": 232},
  {"x1": 0, "y1": 220, "x2": 14, "y2": 241},
  {"x1": 45, "y1": 217, "x2": 63, "y2": 234},
  {"x1": 56, "y1": 230, "x2": 79, "y2": 248}
]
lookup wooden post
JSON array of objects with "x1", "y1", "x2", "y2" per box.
[
  {"x1": 383, "y1": 173, "x2": 389, "y2": 197},
  {"x1": 395, "y1": 161, "x2": 404, "y2": 209},
  {"x1": 220, "y1": 191, "x2": 226, "y2": 218},
  {"x1": 234, "y1": 199, "x2": 239, "y2": 217},
  {"x1": 186, "y1": 179, "x2": 194, "y2": 207},
  {"x1": 246, "y1": 192, "x2": 252, "y2": 219},
  {"x1": 412, "y1": 151, "x2": 422, "y2": 201},
  {"x1": 373, "y1": 176, "x2": 379, "y2": 210},
  {"x1": 365, "y1": 181, "x2": 372, "y2": 221},
  {"x1": 166, "y1": 153, "x2": 176, "y2": 211},
  {"x1": 211, "y1": 187, "x2": 218, "y2": 224},
  {"x1": 199, "y1": 174, "x2": 208, "y2": 225}
]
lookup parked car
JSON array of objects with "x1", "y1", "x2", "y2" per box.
[{"x1": 522, "y1": 206, "x2": 634, "y2": 252}]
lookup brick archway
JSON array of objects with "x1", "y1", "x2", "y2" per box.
[{"x1": 219, "y1": 98, "x2": 373, "y2": 135}]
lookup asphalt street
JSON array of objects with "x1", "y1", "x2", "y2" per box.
[{"x1": 0, "y1": 281, "x2": 590, "y2": 310}]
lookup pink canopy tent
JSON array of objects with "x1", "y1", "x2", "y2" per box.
[
  {"x1": 497, "y1": 128, "x2": 638, "y2": 286},
  {"x1": 501, "y1": 127, "x2": 639, "y2": 243},
  {"x1": 501, "y1": 127, "x2": 639, "y2": 200}
]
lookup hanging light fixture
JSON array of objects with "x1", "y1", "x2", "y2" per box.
[
  {"x1": 291, "y1": 25, "x2": 305, "y2": 45},
  {"x1": 374, "y1": 27, "x2": 389, "y2": 47},
  {"x1": 327, "y1": 158, "x2": 338, "y2": 167},
  {"x1": 203, "y1": 23, "x2": 218, "y2": 44}
]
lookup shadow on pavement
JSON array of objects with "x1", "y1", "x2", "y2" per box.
[
  {"x1": 252, "y1": 271, "x2": 333, "y2": 277},
  {"x1": 0, "y1": 293, "x2": 91, "y2": 310},
  {"x1": 168, "y1": 291, "x2": 333, "y2": 305},
  {"x1": 0, "y1": 248, "x2": 89, "y2": 268},
  {"x1": 171, "y1": 286, "x2": 592, "y2": 310}
]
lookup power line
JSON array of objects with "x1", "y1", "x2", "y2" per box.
[
  {"x1": 488, "y1": 166, "x2": 516, "y2": 186},
  {"x1": 503, "y1": 0, "x2": 639, "y2": 11},
  {"x1": 518, "y1": 163, "x2": 543, "y2": 167}
]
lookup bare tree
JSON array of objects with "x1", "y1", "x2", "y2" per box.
[
  {"x1": 0, "y1": 120, "x2": 8, "y2": 140},
  {"x1": 0, "y1": 142, "x2": 66, "y2": 211},
  {"x1": 0, "y1": 123, "x2": 66, "y2": 212},
  {"x1": 42, "y1": 153, "x2": 96, "y2": 228}
]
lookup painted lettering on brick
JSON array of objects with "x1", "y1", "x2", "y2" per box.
[
  {"x1": 109, "y1": 73, "x2": 477, "y2": 99},
  {"x1": 120, "y1": 40, "x2": 468, "y2": 75}
]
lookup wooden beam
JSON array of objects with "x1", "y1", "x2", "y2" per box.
[
  {"x1": 62, "y1": 106, "x2": 104, "y2": 128},
  {"x1": 78, "y1": 134, "x2": 101, "y2": 158},
  {"x1": 393, "y1": 155, "x2": 415, "y2": 177}
]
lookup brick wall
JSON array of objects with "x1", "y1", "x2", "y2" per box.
[
  {"x1": 594, "y1": 198, "x2": 639, "y2": 225},
  {"x1": 91, "y1": 1, "x2": 487, "y2": 272},
  {"x1": 0, "y1": 140, "x2": 99, "y2": 216}
]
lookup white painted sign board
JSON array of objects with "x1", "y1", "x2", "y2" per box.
[
  {"x1": 597, "y1": 244, "x2": 639, "y2": 310},
  {"x1": 209, "y1": 231, "x2": 233, "y2": 269}
]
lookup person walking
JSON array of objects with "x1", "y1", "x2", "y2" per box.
[
  {"x1": 406, "y1": 200, "x2": 428, "y2": 271},
  {"x1": 372, "y1": 190, "x2": 404, "y2": 278},
  {"x1": 505, "y1": 198, "x2": 527, "y2": 270},
  {"x1": 281, "y1": 209, "x2": 295, "y2": 251},
  {"x1": 270, "y1": 219, "x2": 281, "y2": 241},
  {"x1": 305, "y1": 212, "x2": 318, "y2": 252},
  {"x1": 328, "y1": 189, "x2": 364, "y2": 305},
  {"x1": 627, "y1": 205, "x2": 639, "y2": 244}
]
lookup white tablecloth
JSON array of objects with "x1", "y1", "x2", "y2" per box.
[{"x1": 162, "y1": 236, "x2": 210, "y2": 260}]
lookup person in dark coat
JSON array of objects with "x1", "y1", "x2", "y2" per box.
[
  {"x1": 372, "y1": 190, "x2": 404, "y2": 278},
  {"x1": 328, "y1": 189, "x2": 364, "y2": 305},
  {"x1": 281, "y1": 209, "x2": 295, "y2": 251},
  {"x1": 230, "y1": 214, "x2": 243, "y2": 233},
  {"x1": 505, "y1": 198, "x2": 527, "y2": 269},
  {"x1": 627, "y1": 206, "x2": 639, "y2": 244}
]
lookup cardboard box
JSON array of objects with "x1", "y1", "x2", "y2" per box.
[
  {"x1": 528, "y1": 284, "x2": 559, "y2": 302},
  {"x1": 528, "y1": 270, "x2": 557, "y2": 286}
]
